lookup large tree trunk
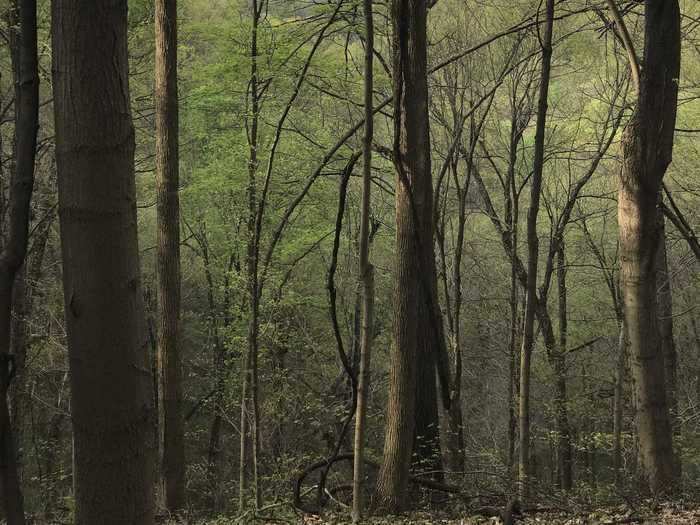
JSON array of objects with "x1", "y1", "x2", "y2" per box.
[
  {"x1": 155, "y1": 0, "x2": 185, "y2": 512},
  {"x1": 52, "y1": 1, "x2": 155, "y2": 522},
  {"x1": 375, "y1": 0, "x2": 434, "y2": 512},
  {"x1": 519, "y1": 0, "x2": 554, "y2": 501},
  {"x1": 617, "y1": 0, "x2": 680, "y2": 493},
  {"x1": 0, "y1": 0, "x2": 38, "y2": 521}
]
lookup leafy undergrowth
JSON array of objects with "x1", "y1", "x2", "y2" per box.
[
  {"x1": 159, "y1": 501, "x2": 700, "y2": 525},
  {"x1": 302, "y1": 502, "x2": 700, "y2": 524}
]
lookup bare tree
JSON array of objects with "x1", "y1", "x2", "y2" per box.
[
  {"x1": 352, "y1": 0, "x2": 375, "y2": 521},
  {"x1": 0, "y1": 0, "x2": 38, "y2": 522},
  {"x1": 155, "y1": 0, "x2": 185, "y2": 511},
  {"x1": 519, "y1": 0, "x2": 554, "y2": 500}
]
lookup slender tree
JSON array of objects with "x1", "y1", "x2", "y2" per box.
[
  {"x1": 240, "y1": 0, "x2": 263, "y2": 511},
  {"x1": 519, "y1": 0, "x2": 554, "y2": 500},
  {"x1": 52, "y1": 1, "x2": 155, "y2": 522},
  {"x1": 555, "y1": 243, "x2": 572, "y2": 490},
  {"x1": 351, "y1": 0, "x2": 375, "y2": 521},
  {"x1": 155, "y1": 0, "x2": 185, "y2": 512},
  {"x1": 0, "y1": 0, "x2": 38, "y2": 522}
]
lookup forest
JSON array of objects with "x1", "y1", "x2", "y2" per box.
[{"x1": 0, "y1": 0, "x2": 698, "y2": 523}]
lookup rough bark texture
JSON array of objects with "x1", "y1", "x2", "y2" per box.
[
  {"x1": 0, "y1": 0, "x2": 38, "y2": 521},
  {"x1": 519, "y1": 0, "x2": 554, "y2": 501},
  {"x1": 155, "y1": 0, "x2": 185, "y2": 512},
  {"x1": 375, "y1": 0, "x2": 434, "y2": 512},
  {"x1": 617, "y1": 0, "x2": 680, "y2": 494},
  {"x1": 52, "y1": 1, "x2": 156, "y2": 522}
]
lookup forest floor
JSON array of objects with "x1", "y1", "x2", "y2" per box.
[{"x1": 289, "y1": 501, "x2": 700, "y2": 525}]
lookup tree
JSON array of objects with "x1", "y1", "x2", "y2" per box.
[
  {"x1": 0, "y1": 0, "x2": 38, "y2": 522},
  {"x1": 351, "y1": 0, "x2": 375, "y2": 521},
  {"x1": 614, "y1": 0, "x2": 681, "y2": 492},
  {"x1": 155, "y1": 0, "x2": 185, "y2": 512},
  {"x1": 518, "y1": 0, "x2": 554, "y2": 499},
  {"x1": 375, "y1": 0, "x2": 444, "y2": 510},
  {"x1": 52, "y1": 0, "x2": 155, "y2": 522}
]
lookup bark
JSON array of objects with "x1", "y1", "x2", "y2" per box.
[
  {"x1": 240, "y1": 0, "x2": 262, "y2": 512},
  {"x1": 52, "y1": 1, "x2": 155, "y2": 522},
  {"x1": 376, "y1": 0, "x2": 436, "y2": 512},
  {"x1": 617, "y1": 0, "x2": 680, "y2": 493},
  {"x1": 555, "y1": 244, "x2": 572, "y2": 491},
  {"x1": 352, "y1": 0, "x2": 375, "y2": 521},
  {"x1": 155, "y1": 0, "x2": 185, "y2": 512},
  {"x1": 0, "y1": 0, "x2": 38, "y2": 521},
  {"x1": 519, "y1": 0, "x2": 554, "y2": 501}
]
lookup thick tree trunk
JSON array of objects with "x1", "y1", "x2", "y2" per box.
[
  {"x1": 617, "y1": 0, "x2": 680, "y2": 494},
  {"x1": 0, "y1": 0, "x2": 38, "y2": 521},
  {"x1": 155, "y1": 0, "x2": 185, "y2": 512},
  {"x1": 519, "y1": 0, "x2": 554, "y2": 501},
  {"x1": 375, "y1": 0, "x2": 433, "y2": 512},
  {"x1": 413, "y1": 346, "x2": 441, "y2": 476},
  {"x1": 52, "y1": 1, "x2": 155, "y2": 522}
]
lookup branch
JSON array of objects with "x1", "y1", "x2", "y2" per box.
[{"x1": 604, "y1": 0, "x2": 640, "y2": 93}]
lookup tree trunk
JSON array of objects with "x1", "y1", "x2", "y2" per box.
[
  {"x1": 52, "y1": 1, "x2": 155, "y2": 522},
  {"x1": 240, "y1": 0, "x2": 263, "y2": 512},
  {"x1": 555, "y1": 244, "x2": 573, "y2": 491},
  {"x1": 352, "y1": 0, "x2": 375, "y2": 520},
  {"x1": 0, "y1": 0, "x2": 38, "y2": 521},
  {"x1": 507, "y1": 248, "x2": 518, "y2": 481},
  {"x1": 155, "y1": 0, "x2": 185, "y2": 512},
  {"x1": 444, "y1": 180, "x2": 468, "y2": 479},
  {"x1": 519, "y1": 0, "x2": 554, "y2": 501},
  {"x1": 375, "y1": 0, "x2": 432, "y2": 512},
  {"x1": 617, "y1": 0, "x2": 680, "y2": 494}
]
